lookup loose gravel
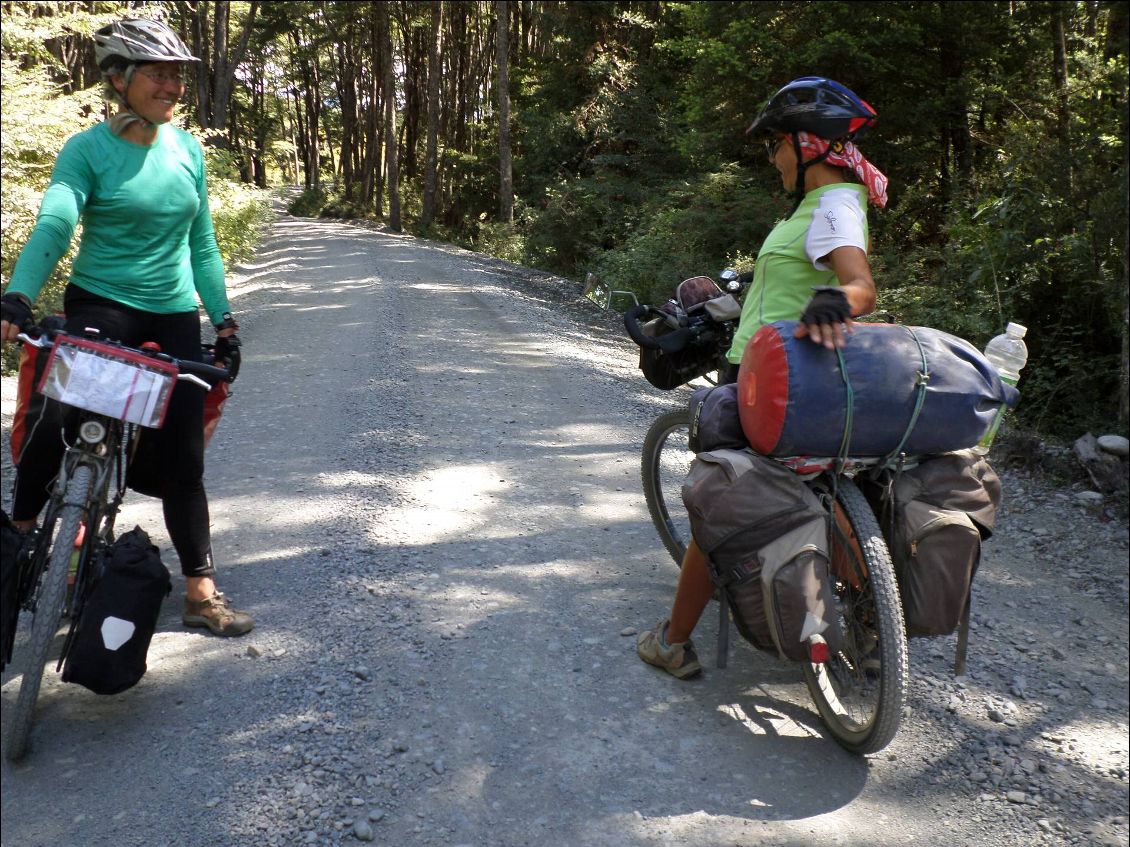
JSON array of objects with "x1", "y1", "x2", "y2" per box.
[{"x1": 1, "y1": 199, "x2": 1126, "y2": 847}]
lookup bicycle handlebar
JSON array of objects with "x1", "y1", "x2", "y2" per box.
[
  {"x1": 16, "y1": 327, "x2": 233, "y2": 387},
  {"x1": 623, "y1": 304, "x2": 710, "y2": 355},
  {"x1": 624, "y1": 305, "x2": 663, "y2": 349}
]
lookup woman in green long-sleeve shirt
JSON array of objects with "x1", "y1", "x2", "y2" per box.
[{"x1": 0, "y1": 19, "x2": 253, "y2": 637}]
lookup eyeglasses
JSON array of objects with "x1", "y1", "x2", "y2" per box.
[
  {"x1": 136, "y1": 69, "x2": 186, "y2": 86},
  {"x1": 764, "y1": 137, "x2": 785, "y2": 162}
]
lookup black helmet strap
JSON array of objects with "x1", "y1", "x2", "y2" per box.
[{"x1": 788, "y1": 134, "x2": 838, "y2": 211}]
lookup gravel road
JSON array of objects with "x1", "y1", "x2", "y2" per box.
[{"x1": 2, "y1": 199, "x2": 1127, "y2": 847}]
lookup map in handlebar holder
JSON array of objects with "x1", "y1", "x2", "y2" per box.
[{"x1": 38, "y1": 336, "x2": 178, "y2": 428}]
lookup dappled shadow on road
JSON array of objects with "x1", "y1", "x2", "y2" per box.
[{"x1": 12, "y1": 208, "x2": 1120, "y2": 847}]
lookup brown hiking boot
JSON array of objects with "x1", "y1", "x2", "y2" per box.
[
  {"x1": 183, "y1": 592, "x2": 254, "y2": 637},
  {"x1": 637, "y1": 619, "x2": 702, "y2": 680}
]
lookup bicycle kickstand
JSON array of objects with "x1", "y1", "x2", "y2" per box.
[
  {"x1": 953, "y1": 588, "x2": 972, "y2": 677},
  {"x1": 716, "y1": 590, "x2": 730, "y2": 669}
]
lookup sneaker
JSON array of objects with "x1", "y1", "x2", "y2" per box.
[
  {"x1": 183, "y1": 592, "x2": 255, "y2": 637},
  {"x1": 637, "y1": 619, "x2": 702, "y2": 679}
]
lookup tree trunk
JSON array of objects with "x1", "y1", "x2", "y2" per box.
[
  {"x1": 1051, "y1": 2, "x2": 1073, "y2": 190},
  {"x1": 379, "y1": 1, "x2": 400, "y2": 229},
  {"x1": 496, "y1": 0, "x2": 513, "y2": 223},
  {"x1": 1121, "y1": 77, "x2": 1129, "y2": 428},
  {"x1": 203, "y1": 0, "x2": 259, "y2": 144},
  {"x1": 335, "y1": 25, "x2": 358, "y2": 200},
  {"x1": 184, "y1": 0, "x2": 211, "y2": 128},
  {"x1": 938, "y1": 29, "x2": 970, "y2": 193},
  {"x1": 399, "y1": 10, "x2": 424, "y2": 181},
  {"x1": 453, "y1": 4, "x2": 468, "y2": 153},
  {"x1": 361, "y1": 6, "x2": 380, "y2": 209},
  {"x1": 421, "y1": 0, "x2": 443, "y2": 228}
]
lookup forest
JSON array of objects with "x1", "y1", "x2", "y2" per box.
[{"x1": 1, "y1": 0, "x2": 1127, "y2": 439}]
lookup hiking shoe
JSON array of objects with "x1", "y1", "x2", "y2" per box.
[
  {"x1": 637, "y1": 619, "x2": 702, "y2": 680},
  {"x1": 183, "y1": 592, "x2": 255, "y2": 637}
]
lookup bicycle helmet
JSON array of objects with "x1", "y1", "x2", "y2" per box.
[
  {"x1": 747, "y1": 77, "x2": 876, "y2": 142},
  {"x1": 94, "y1": 19, "x2": 198, "y2": 72}
]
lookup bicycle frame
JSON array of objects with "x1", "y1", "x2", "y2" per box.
[
  {"x1": 55, "y1": 414, "x2": 137, "y2": 646},
  {"x1": 639, "y1": 409, "x2": 911, "y2": 754},
  {"x1": 4, "y1": 326, "x2": 230, "y2": 762}
]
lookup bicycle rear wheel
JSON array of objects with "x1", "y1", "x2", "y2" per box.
[
  {"x1": 4, "y1": 465, "x2": 92, "y2": 762},
  {"x1": 803, "y1": 477, "x2": 908, "y2": 755},
  {"x1": 641, "y1": 410, "x2": 693, "y2": 565}
]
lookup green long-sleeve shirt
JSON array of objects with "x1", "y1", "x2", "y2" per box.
[{"x1": 7, "y1": 121, "x2": 230, "y2": 324}]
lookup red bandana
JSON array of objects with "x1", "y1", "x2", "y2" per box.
[{"x1": 795, "y1": 131, "x2": 889, "y2": 209}]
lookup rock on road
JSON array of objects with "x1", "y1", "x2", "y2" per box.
[{"x1": 1, "y1": 200, "x2": 1127, "y2": 847}]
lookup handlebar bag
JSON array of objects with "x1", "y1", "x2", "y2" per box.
[
  {"x1": 637, "y1": 316, "x2": 720, "y2": 390},
  {"x1": 61, "y1": 526, "x2": 170, "y2": 695},
  {"x1": 633, "y1": 276, "x2": 737, "y2": 391},
  {"x1": 681, "y1": 448, "x2": 844, "y2": 661},
  {"x1": 736, "y1": 321, "x2": 1021, "y2": 458}
]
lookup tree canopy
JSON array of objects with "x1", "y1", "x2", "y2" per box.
[{"x1": 2, "y1": 0, "x2": 1127, "y2": 438}]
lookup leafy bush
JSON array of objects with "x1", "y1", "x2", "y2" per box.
[
  {"x1": 207, "y1": 170, "x2": 272, "y2": 268},
  {"x1": 474, "y1": 219, "x2": 527, "y2": 266},
  {"x1": 288, "y1": 186, "x2": 330, "y2": 217},
  {"x1": 591, "y1": 166, "x2": 780, "y2": 305},
  {"x1": 285, "y1": 185, "x2": 378, "y2": 222},
  {"x1": 320, "y1": 192, "x2": 372, "y2": 220}
]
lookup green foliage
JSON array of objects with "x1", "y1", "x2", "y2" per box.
[
  {"x1": 1, "y1": 53, "x2": 105, "y2": 349},
  {"x1": 9, "y1": 1, "x2": 1119, "y2": 438},
  {"x1": 592, "y1": 166, "x2": 780, "y2": 305},
  {"x1": 287, "y1": 186, "x2": 331, "y2": 217},
  {"x1": 207, "y1": 165, "x2": 273, "y2": 267},
  {"x1": 474, "y1": 219, "x2": 527, "y2": 267},
  {"x1": 320, "y1": 192, "x2": 373, "y2": 220}
]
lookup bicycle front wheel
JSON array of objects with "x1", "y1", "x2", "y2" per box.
[
  {"x1": 803, "y1": 477, "x2": 908, "y2": 755},
  {"x1": 4, "y1": 464, "x2": 92, "y2": 762},
  {"x1": 641, "y1": 410, "x2": 693, "y2": 565}
]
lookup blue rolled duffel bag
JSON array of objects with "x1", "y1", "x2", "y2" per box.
[{"x1": 736, "y1": 320, "x2": 1021, "y2": 458}]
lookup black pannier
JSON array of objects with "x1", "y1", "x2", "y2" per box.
[
  {"x1": 1, "y1": 509, "x2": 29, "y2": 672},
  {"x1": 62, "y1": 526, "x2": 170, "y2": 695}
]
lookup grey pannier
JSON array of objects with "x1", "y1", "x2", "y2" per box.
[
  {"x1": 879, "y1": 450, "x2": 1001, "y2": 637},
  {"x1": 681, "y1": 448, "x2": 843, "y2": 662}
]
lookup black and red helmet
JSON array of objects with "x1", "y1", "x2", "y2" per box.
[{"x1": 748, "y1": 77, "x2": 877, "y2": 142}]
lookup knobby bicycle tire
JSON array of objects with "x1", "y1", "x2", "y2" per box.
[
  {"x1": 4, "y1": 465, "x2": 93, "y2": 762},
  {"x1": 641, "y1": 410, "x2": 693, "y2": 565},
  {"x1": 803, "y1": 477, "x2": 908, "y2": 755}
]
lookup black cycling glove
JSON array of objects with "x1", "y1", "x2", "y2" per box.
[
  {"x1": 1, "y1": 293, "x2": 33, "y2": 331},
  {"x1": 798, "y1": 286, "x2": 851, "y2": 327},
  {"x1": 213, "y1": 333, "x2": 242, "y2": 383}
]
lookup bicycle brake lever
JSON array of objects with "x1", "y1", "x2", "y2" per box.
[{"x1": 176, "y1": 373, "x2": 211, "y2": 390}]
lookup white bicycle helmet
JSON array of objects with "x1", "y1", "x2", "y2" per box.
[{"x1": 94, "y1": 19, "x2": 199, "y2": 71}]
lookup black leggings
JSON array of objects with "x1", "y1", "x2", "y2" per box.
[{"x1": 11, "y1": 285, "x2": 216, "y2": 578}]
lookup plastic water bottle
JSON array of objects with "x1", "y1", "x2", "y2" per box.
[{"x1": 974, "y1": 322, "x2": 1028, "y2": 455}]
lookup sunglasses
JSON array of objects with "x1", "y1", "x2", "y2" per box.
[{"x1": 136, "y1": 69, "x2": 186, "y2": 86}]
